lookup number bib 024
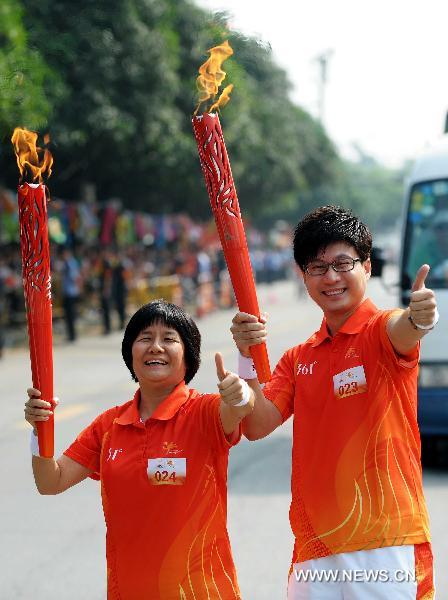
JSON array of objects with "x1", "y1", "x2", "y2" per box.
[{"x1": 147, "y1": 457, "x2": 186, "y2": 486}]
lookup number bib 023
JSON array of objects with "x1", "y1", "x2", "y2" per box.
[
  {"x1": 333, "y1": 365, "x2": 367, "y2": 400},
  {"x1": 147, "y1": 457, "x2": 186, "y2": 486}
]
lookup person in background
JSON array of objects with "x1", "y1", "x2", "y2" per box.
[
  {"x1": 61, "y1": 247, "x2": 82, "y2": 342},
  {"x1": 98, "y1": 248, "x2": 113, "y2": 335},
  {"x1": 231, "y1": 206, "x2": 437, "y2": 599},
  {"x1": 24, "y1": 300, "x2": 253, "y2": 599},
  {"x1": 111, "y1": 249, "x2": 129, "y2": 330}
]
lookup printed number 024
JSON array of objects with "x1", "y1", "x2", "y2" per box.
[{"x1": 154, "y1": 470, "x2": 176, "y2": 483}]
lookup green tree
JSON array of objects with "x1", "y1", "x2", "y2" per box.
[
  {"x1": 14, "y1": 0, "x2": 187, "y2": 203},
  {"x1": 0, "y1": 0, "x2": 343, "y2": 223},
  {"x1": 0, "y1": 0, "x2": 51, "y2": 136},
  {"x1": 339, "y1": 158, "x2": 404, "y2": 232}
]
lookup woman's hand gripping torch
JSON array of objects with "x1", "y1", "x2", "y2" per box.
[
  {"x1": 11, "y1": 128, "x2": 55, "y2": 457},
  {"x1": 192, "y1": 41, "x2": 271, "y2": 383}
]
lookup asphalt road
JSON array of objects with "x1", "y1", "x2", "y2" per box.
[{"x1": 1, "y1": 273, "x2": 446, "y2": 599}]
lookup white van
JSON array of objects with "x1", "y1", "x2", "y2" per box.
[{"x1": 400, "y1": 135, "x2": 448, "y2": 439}]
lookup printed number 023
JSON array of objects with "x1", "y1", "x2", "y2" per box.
[{"x1": 339, "y1": 381, "x2": 358, "y2": 397}]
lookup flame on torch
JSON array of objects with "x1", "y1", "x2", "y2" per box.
[
  {"x1": 195, "y1": 40, "x2": 234, "y2": 115},
  {"x1": 11, "y1": 128, "x2": 53, "y2": 183}
]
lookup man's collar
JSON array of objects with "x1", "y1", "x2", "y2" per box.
[
  {"x1": 311, "y1": 298, "x2": 378, "y2": 347},
  {"x1": 115, "y1": 381, "x2": 189, "y2": 425}
]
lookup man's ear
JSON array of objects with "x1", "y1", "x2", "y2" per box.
[{"x1": 296, "y1": 265, "x2": 306, "y2": 280}]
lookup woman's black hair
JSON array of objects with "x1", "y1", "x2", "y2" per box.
[
  {"x1": 293, "y1": 205, "x2": 372, "y2": 271},
  {"x1": 121, "y1": 300, "x2": 201, "y2": 384}
]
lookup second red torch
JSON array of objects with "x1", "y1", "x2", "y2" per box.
[
  {"x1": 192, "y1": 42, "x2": 271, "y2": 383},
  {"x1": 12, "y1": 129, "x2": 55, "y2": 457}
]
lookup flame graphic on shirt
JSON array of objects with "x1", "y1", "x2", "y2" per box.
[
  {"x1": 157, "y1": 464, "x2": 241, "y2": 598},
  {"x1": 292, "y1": 359, "x2": 430, "y2": 564},
  {"x1": 163, "y1": 441, "x2": 183, "y2": 454}
]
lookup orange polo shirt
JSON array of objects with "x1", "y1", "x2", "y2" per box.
[
  {"x1": 64, "y1": 382, "x2": 241, "y2": 600},
  {"x1": 263, "y1": 299, "x2": 430, "y2": 565}
]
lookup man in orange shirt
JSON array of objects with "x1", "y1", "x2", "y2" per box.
[
  {"x1": 25, "y1": 300, "x2": 253, "y2": 599},
  {"x1": 232, "y1": 206, "x2": 438, "y2": 599}
]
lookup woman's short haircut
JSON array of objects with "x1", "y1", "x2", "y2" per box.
[
  {"x1": 122, "y1": 300, "x2": 201, "y2": 384},
  {"x1": 293, "y1": 205, "x2": 372, "y2": 271}
]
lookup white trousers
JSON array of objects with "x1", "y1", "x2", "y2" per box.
[{"x1": 287, "y1": 545, "x2": 432, "y2": 599}]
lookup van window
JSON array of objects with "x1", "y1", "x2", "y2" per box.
[{"x1": 404, "y1": 179, "x2": 448, "y2": 289}]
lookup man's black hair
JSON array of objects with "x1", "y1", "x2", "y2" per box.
[
  {"x1": 293, "y1": 205, "x2": 372, "y2": 271},
  {"x1": 122, "y1": 300, "x2": 201, "y2": 384}
]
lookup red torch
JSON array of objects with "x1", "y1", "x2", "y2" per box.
[
  {"x1": 11, "y1": 128, "x2": 55, "y2": 457},
  {"x1": 192, "y1": 41, "x2": 271, "y2": 383}
]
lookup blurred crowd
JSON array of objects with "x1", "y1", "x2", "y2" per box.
[{"x1": 0, "y1": 186, "x2": 293, "y2": 355}]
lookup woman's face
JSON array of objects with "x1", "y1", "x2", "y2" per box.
[{"x1": 132, "y1": 321, "x2": 186, "y2": 387}]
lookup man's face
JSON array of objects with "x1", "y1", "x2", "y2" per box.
[{"x1": 302, "y1": 242, "x2": 371, "y2": 318}]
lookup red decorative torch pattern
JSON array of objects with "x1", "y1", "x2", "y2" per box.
[
  {"x1": 193, "y1": 112, "x2": 271, "y2": 383},
  {"x1": 19, "y1": 183, "x2": 54, "y2": 457}
]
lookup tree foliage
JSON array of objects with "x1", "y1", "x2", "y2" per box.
[
  {"x1": 0, "y1": 0, "x2": 401, "y2": 230},
  {"x1": 337, "y1": 159, "x2": 405, "y2": 232},
  {"x1": 0, "y1": 0, "x2": 51, "y2": 136}
]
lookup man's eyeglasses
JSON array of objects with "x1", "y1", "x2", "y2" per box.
[{"x1": 305, "y1": 258, "x2": 362, "y2": 276}]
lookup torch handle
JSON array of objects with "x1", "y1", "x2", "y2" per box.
[
  {"x1": 28, "y1": 319, "x2": 54, "y2": 457},
  {"x1": 249, "y1": 342, "x2": 271, "y2": 384},
  {"x1": 231, "y1": 271, "x2": 271, "y2": 383}
]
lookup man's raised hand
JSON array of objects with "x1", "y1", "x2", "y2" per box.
[
  {"x1": 409, "y1": 264, "x2": 438, "y2": 330},
  {"x1": 411, "y1": 264, "x2": 430, "y2": 292}
]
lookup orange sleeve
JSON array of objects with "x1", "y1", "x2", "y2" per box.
[
  {"x1": 263, "y1": 348, "x2": 297, "y2": 422},
  {"x1": 373, "y1": 310, "x2": 420, "y2": 369},
  {"x1": 195, "y1": 393, "x2": 242, "y2": 452},
  {"x1": 64, "y1": 408, "x2": 116, "y2": 480}
]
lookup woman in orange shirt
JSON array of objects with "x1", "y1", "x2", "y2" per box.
[{"x1": 25, "y1": 300, "x2": 253, "y2": 599}]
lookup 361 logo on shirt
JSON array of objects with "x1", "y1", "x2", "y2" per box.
[
  {"x1": 107, "y1": 448, "x2": 123, "y2": 461},
  {"x1": 297, "y1": 361, "x2": 317, "y2": 376}
]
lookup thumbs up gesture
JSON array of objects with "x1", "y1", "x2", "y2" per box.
[
  {"x1": 409, "y1": 264, "x2": 438, "y2": 330},
  {"x1": 215, "y1": 352, "x2": 252, "y2": 409}
]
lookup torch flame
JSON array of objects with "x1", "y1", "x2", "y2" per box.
[
  {"x1": 195, "y1": 40, "x2": 234, "y2": 115},
  {"x1": 11, "y1": 128, "x2": 53, "y2": 183},
  {"x1": 210, "y1": 84, "x2": 234, "y2": 113}
]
